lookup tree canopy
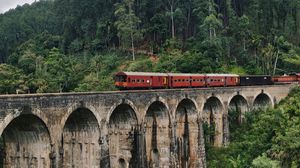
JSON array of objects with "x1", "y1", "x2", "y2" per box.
[{"x1": 0, "y1": 0, "x2": 299, "y2": 93}]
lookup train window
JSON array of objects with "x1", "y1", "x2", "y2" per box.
[
  {"x1": 137, "y1": 79, "x2": 140, "y2": 83},
  {"x1": 132, "y1": 79, "x2": 135, "y2": 83},
  {"x1": 117, "y1": 76, "x2": 127, "y2": 82},
  {"x1": 142, "y1": 80, "x2": 144, "y2": 83}
]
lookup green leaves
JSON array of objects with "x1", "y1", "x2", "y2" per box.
[
  {"x1": 0, "y1": 64, "x2": 27, "y2": 94},
  {"x1": 206, "y1": 87, "x2": 300, "y2": 167}
]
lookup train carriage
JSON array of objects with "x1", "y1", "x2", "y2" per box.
[
  {"x1": 114, "y1": 72, "x2": 168, "y2": 89},
  {"x1": 272, "y1": 74, "x2": 297, "y2": 83},
  {"x1": 296, "y1": 73, "x2": 300, "y2": 83},
  {"x1": 167, "y1": 73, "x2": 206, "y2": 88},
  {"x1": 206, "y1": 74, "x2": 239, "y2": 87}
]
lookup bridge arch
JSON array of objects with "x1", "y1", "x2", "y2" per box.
[
  {"x1": 61, "y1": 107, "x2": 101, "y2": 167},
  {"x1": 253, "y1": 92, "x2": 273, "y2": 110},
  {"x1": 106, "y1": 99, "x2": 140, "y2": 124},
  {"x1": 202, "y1": 96, "x2": 224, "y2": 146},
  {"x1": 175, "y1": 98, "x2": 199, "y2": 166},
  {"x1": 0, "y1": 106, "x2": 50, "y2": 138},
  {"x1": 106, "y1": 103, "x2": 138, "y2": 168},
  {"x1": 202, "y1": 96, "x2": 224, "y2": 115},
  {"x1": 228, "y1": 94, "x2": 249, "y2": 123},
  {"x1": 61, "y1": 102, "x2": 101, "y2": 130},
  {"x1": 144, "y1": 96, "x2": 171, "y2": 122},
  {"x1": 175, "y1": 97, "x2": 200, "y2": 116},
  {"x1": 144, "y1": 99, "x2": 171, "y2": 167},
  {"x1": 0, "y1": 109, "x2": 51, "y2": 168}
]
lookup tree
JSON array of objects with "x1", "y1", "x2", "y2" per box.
[
  {"x1": 114, "y1": 0, "x2": 142, "y2": 61},
  {"x1": 0, "y1": 64, "x2": 27, "y2": 94}
]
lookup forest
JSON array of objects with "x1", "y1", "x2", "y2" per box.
[
  {"x1": 0, "y1": 0, "x2": 300, "y2": 94},
  {"x1": 206, "y1": 86, "x2": 300, "y2": 167}
]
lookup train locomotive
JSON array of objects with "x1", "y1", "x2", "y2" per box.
[{"x1": 114, "y1": 71, "x2": 300, "y2": 90}]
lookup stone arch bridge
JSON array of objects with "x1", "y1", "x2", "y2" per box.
[{"x1": 0, "y1": 84, "x2": 295, "y2": 168}]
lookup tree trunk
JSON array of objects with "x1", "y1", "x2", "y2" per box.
[
  {"x1": 171, "y1": 5, "x2": 175, "y2": 38},
  {"x1": 273, "y1": 50, "x2": 279, "y2": 75},
  {"x1": 131, "y1": 31, "x2": 135, "y2": 61},
  {"x1": 243, "y1": 37, "x2": 246, "y2": 51}
]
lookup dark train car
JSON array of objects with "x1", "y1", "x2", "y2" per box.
[
  {"x1": 240, "y1": 75, "x2": 273, "y2": 86},
  {"x1": 206, "y1": 74, "x2": 239, "y2": 87},
  {"x1": 114, "y1": 72, "x2": 168, "y2": 89},
  {"x1": 168, "y1": 73, "x2": 206, "y2": 88}
]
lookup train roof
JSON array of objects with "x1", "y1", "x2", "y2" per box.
[
  {"x1": 240, "y1": 75, "x2": 271, "y2": 77},
  {"x1": 116, "y1": 72, "x2": 241, "y2": 77},
  {"x1": 167, "y1": 73, "x2": 205, "y2": 77},
  {"x1": 206, "y1": 74, "x2": 239, "y2": 77},
  {"x1": 115, "y1": 71, "x2": 168, "y2": 76}
]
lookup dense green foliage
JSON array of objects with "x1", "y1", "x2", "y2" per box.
[
  {"x1": 207, "y1": 86, "x2": 300, "y2": 167},
  {"x1": 0, "y1": 0, "x2": 300, "y2": 93}
]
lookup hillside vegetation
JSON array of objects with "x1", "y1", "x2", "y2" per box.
[
  {"x1": 207, "y1": 86, "x2": 300, "y2": 167},
  {"x1": 0, "y1": 0, "x2": 300, "y2": 93}
]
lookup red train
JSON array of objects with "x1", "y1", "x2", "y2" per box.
[{"x1": 114, "y1": 72, "x2": 300, "y2": 89}]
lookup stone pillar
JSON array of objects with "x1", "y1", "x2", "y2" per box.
[
  {"x1": 169, "y1": 122, "x2": 178, "y2": 168},
  {"x1": 197, "y1": 118, "x2": 206, "y2": 168},
  {"x1": 223, "y1": 113, "x2": 229, "y2": 146},
  {"x1": 100, "y1": 124, "x2": 110, "y2": 168},
  {"x1": 132, "y1": 124, "x2": 147, "y2": 168},
  {"x1": 50, "y1": 143, "x2": 57, "y2": 168},
  {"x1": 214, "y1": 114, "x2": 224, "y2": 147}
]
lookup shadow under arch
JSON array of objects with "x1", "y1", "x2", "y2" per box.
[
  {"x1": 202, "y1": 96, "x2": 224, "y2": 146},
  {"x1": 253, "y1": 93, "x2": 272, "y2": 110},
  {"x1": 1, "y1": 113, "x2": 51, "y2": 168},
  {"x1": 228, "y1": 95, "x2": 249, "y2": 124},
  {"x1": 106, "y1": 103, "x2": 138, "y2": 168},
  {"x1": 175, "y1": 98, "x2": 199, "y2": 167},
  {"x1": 61, "y1": 107, "x2": 101, "y2": 168},
  {"x1": 144, "y1": 100, "x2": 170, "y2": 167}
]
